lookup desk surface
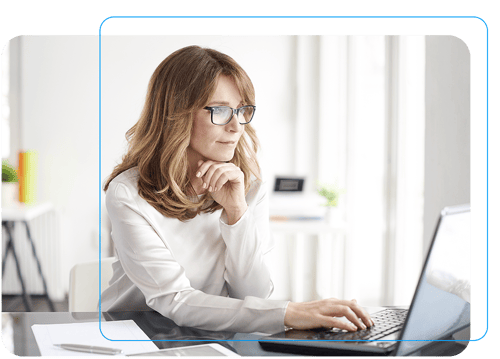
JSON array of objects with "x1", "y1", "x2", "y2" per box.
[
  {"x1": 5, "y1": 311, "x2": 274, "y2": 357},
  {"x1": 4, "y1": 310, "x2": 467, "y2": 356}
]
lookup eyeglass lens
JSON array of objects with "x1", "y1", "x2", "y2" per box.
[{"x1": 212, "y1": 106, "x2": 254, "y2": 125}]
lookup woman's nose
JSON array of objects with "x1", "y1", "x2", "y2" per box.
[{"x1": 226, "y1": 113, "x2": 243, "y2": 132}]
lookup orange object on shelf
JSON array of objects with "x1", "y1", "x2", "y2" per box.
[{"x1": 18, "y1": 151, "x2": 38, "y2": 204}]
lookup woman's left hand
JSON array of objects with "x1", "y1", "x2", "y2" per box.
[{"x1": 195, "y1": 160, "x2": 248, "y2": 223}]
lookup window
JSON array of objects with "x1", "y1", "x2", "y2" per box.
[{"x1": 266, "y1": 36, "x2": 425, "y2": 307}]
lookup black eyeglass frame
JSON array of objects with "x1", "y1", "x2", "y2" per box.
[{"x1": 203, "y1": 105, "x2": 256, "y2": 126}]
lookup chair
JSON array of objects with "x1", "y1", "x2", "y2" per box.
[{"x1": 68, "y1": 257, "x2": 115, "y2": 312}]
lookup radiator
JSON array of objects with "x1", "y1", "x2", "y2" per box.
[{"x1": 2, "y1": 204, "x2": 64, "y2": 301}]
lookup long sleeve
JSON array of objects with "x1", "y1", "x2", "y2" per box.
[
  {"x1": 103, "y1": 174, "x2": 288, "y2": 334},
  {"x1": 219, "y1": 181, "x2": 274, "y2": 299}
]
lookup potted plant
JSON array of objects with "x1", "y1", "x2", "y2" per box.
[
  {"x1": 317, "y1": 182, "x2": 344, "y2": 224},
  {"x1": 2, "y1": 160, "x2": 18, "y2": 207}
]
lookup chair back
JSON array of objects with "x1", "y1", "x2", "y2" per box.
[{"x1": 69, "y1": 257, "x2": 115, "y2": 312}]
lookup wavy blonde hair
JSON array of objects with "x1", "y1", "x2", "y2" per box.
[{"x1": 103, "y1": 46, "x2": 261, "y2": 221}]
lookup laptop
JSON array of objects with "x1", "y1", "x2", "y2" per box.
[{"x1": 259, "y1": 204, "x2": 471, "y2": 356}]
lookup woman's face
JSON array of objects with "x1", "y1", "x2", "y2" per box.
[{"x1": 188, "y1": 75, "x2": 246, "y2": 163}]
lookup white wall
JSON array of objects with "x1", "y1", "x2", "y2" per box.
[
  {"x1": 424, "y1": 36, "x2": 470, "y2": 251},
  {"x1": 17, "y1": 36, "x2": 100, "y2": 296}
]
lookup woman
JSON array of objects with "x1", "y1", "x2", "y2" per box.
[{"x1": 101, "y1": 45, "x2": 373, "y2": 334}]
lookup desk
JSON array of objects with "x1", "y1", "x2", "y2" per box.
[
  {"x1": 2, "y1": 203, "x2": 56, "y2": 311},
  {"x1": 4, "y1": 310, "x2": 467, "y2": 356}
]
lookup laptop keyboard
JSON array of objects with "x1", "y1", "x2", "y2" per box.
[{"x1": 309, "y1": 308, "x2": 408, "y2": 341}]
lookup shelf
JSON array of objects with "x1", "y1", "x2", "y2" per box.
[
  {"x1": 2, "y1": 202, "x2": 54, "y2": 222},
  {"x1": 269, "y1": 219, "x2": 346, "y2": 235}
]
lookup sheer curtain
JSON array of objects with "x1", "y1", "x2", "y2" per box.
[{"x1": 268, "y1": 35, "x2": 425, "y2": 307}]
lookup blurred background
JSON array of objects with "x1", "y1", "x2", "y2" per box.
[{"x1": 1, "y1": 35, "x2": 469, "y2": 312}]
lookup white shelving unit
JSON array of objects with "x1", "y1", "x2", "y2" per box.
[{"x1": 269, "y1": 219, "x2": 347, "y2": 302}]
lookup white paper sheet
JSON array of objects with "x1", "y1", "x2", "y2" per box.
[{"x1": 31, "y1": 320, "x2": 159, "y2": 356}]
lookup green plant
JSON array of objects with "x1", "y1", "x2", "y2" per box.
[
  {"x1": 2, "y1": 160, "x2": 18, "y2": 183},
  {"x1": 317, "y1": 182, "x2": 344, "y2": 207}
]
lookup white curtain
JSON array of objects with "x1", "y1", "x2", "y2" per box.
[{"x1": 267, "y1": 35, "x2": 425, "y2": 307}]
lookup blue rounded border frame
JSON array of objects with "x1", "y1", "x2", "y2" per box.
[{"x1": 98, "y1": 16, "x2": 488, "y2": 344}]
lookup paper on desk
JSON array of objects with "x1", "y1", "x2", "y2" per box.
[{"x1": 31, "y1": 320, "x2": 159, "y2": 356}]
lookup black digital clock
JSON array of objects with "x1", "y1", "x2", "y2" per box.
[{"x1": 274, "y1": 177, "x2": 305, "y2": 192}]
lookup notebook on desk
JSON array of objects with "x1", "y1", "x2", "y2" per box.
[{"x1": 259, "y1": 204, "x2": 471, "y2": 356}]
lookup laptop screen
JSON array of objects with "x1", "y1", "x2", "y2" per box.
[{"x1": 395, "y1": 205, "x2": 470, "y2": 356}]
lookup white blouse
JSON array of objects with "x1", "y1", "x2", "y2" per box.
[{"x1": 100, "y1": 168, "x2": 288, "y2": 334}]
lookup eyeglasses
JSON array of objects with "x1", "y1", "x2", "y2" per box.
[{"x1": 203, "y1": 105, "x2": 256, "y2": 126}]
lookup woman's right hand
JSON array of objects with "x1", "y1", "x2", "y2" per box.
[{"x1": 284, "y1": 298, "x2": 374, "y2": 331}]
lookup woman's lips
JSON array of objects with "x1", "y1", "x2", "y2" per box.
[{"x1": 217, "y1": 141, "x2": 236, "y2": 145}]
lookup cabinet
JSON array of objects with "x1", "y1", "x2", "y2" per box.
[{"x1": 269, "y1": 219, "x2": 347, "y2": 302}]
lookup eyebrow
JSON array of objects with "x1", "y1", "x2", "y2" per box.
[{"x1": 207, "y1": 100, "x2": 244, "y2": 107}]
